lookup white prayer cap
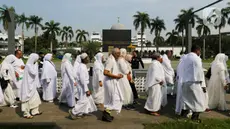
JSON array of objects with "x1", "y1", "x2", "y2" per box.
[{"x1": 80, "y1": 53, "x2": 88, "y2": 59}]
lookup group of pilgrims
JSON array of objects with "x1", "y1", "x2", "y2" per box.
[{"x1": 0, "y1": 45, "x2": 229, "y2": 123}]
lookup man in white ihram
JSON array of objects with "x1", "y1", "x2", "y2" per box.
[
  {"x1": 144, "y1": 53, "x2": 165, "y2": 116},
  {"x1": 102, "y1": 48, "x2": 124, "y2": 122},
  {"x1": 13, "y1": 50, "x2": 25, "y2": 101},
  {"x1": 180, "y1": 45, "x2": 206, "y2": 122},
  {"x1": 162, "y1": 50, "x2": 175, "y2": 95}
]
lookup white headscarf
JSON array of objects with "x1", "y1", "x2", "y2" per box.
[
  {"x1": 120, "y1": 48, "x2": 127, "y2": 57},
  {"x1": 62, "y1": 53, "x2": 72, "y2": 63},
  {"x1": 41, "y1": 53, "x2": 57, "y2": 81},
  {"x1": 21, "y1": 53, "x2": 39, "y2": 102},
  {"x1": 74, "y1": 55, "x2": 81, "y2": 69},
  {"x1": 0, "y1": 54, "x2": 17, "y2": 82},
  {"x1": 211, "y1": 53, "x2": 227, "y2": 71},
  {"x1": 94, "y1": 53, "x2": 104, "y2": 71}
]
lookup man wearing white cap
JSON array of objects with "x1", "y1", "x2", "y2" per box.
[{"x1": 69, "y1": 53, "x2": 97, "y2": 119}]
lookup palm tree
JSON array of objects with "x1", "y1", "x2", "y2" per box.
[
  {"x1": 166, "y1": 29, "x2": 179, "y2": 48},
  {"x1": 153, "y1": 36, "x2": 164, "y2": 49},
  {"x1": 75, "y1": 29, "x2": 89, "y2": 51},
  {"x1": 60, "y1": 26, "x2": 74, "y2": 48},
  {"x1": 28, "y1": 15, "x2": 43, "y2": 52},
  {"x1": 174, "y1": 8, "x2": 198, "y2": 53},
  {"x1": 0, "y1": 5, "x2": 15, "y2": 31},
  {"x1": 43, "y1": 20, "x2": 60, "y2": 52},
  {"x1": 196, "y1": 17, "x2": 210, "y2": 60},
  {"x1": 16, "y1": 13, "x2": 30, "y2": 52},
  {"x1": 150, "y1": 16, "x2": 166, "y2": 51},
  {"x1": 133, "y1": 11, "x2": 150, "y2": 57},
  {"x1": 214, "y1": 8, "x2": 228, "y2": 53}
]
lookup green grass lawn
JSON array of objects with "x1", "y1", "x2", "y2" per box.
[{"x1": 144, "y1": 119, "x2": 230, "y2": 129}]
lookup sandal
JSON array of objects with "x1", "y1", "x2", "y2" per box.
[
  {"x1": 32, "y1": 112, "x2": 43, "y2": 116},
  {"x1": 150, "y1": 112, "x2": 160, "y2": 116},
  {"x1": 23, "y1": 116, "x2": 33, "y2": 119}
]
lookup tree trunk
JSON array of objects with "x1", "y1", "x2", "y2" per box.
[
  {"x1": 140, "y1": 31, "x2": 143, "y2": 57},
  {"x1": 21, "y1": 24, "x2": 24, "y2": 53},
  {"x1": 181, "y1": 30, "x2": 184, "y2": 54},
  {"x1": 50, "y1": 40, "x2": 53, "y2": 52},
  {"x1": 203, "y1": 37, "x2": 206, "y2": 60},
  {"x1": 219, "y1": 28, "x2": 221, "y2": 53},
  {"x1": 66, "y1": 39, "x2": 68, "y2": 49},
  {"x1": 35, "y1": 26, "x2": 38, "y2": 53}
]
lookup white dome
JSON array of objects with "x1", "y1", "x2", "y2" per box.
[{"x1": 111, "y1": 23, "x2": 125, "y2": 30}]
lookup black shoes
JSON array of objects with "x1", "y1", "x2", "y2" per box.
[{"x1": 102, "y1": 110, "x2": 114, "y2": 122}]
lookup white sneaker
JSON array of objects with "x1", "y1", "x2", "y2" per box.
[{"x1": 10, "y1": 105, "x2": 18, "y2": 108}]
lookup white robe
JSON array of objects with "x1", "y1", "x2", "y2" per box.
[
  {"x1": 21, "y1": 54, "x2": 41, "y2": 112},
  {"x1": 208, "y1": 54, "x2": 228, "y2": 110},
  {"x1": 12, "y1": 58, "x2": 25, "y2": 99},
  {"x1": 92, "y1": 54, "x2": 104, "y2": 104},
  {"x1": 73, "y1": 55, "x2": 81, "y2": 99},
  {"x1": 162, "y1": 54, "x2": 174, "y2": 84},
  {"x1": 144, "y1": 60, "x2": 165, "y2": 112},
  {"x1": 72, "y1": 63, "x2": 97, "y2": 115},
  {"x1": 118, "y1": 57, "x2": 133, "y2": 105},
  {"x1": 0, "y1": 86, "x2": 3, "y2": 104},
  {"x1": 181, "y1": 53, "x2": 206, "y2": 112},
  {"x1": 175, "y1": 55, "x2": 187, "y2": 114},
  {"x1": 59, "y1": 61, "x2": 76, "y2": 107},
  {"x1": 41, "y1": 54, "x2": 57, "y2": 101},
  {"x1": 104, "y1": 55, "x2": 124, "y2": 113},
  {"x1": 0, "y1": 55, "x2": 17, "y2": 106}
]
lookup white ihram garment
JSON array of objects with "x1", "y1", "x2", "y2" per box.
[
  {"x1": 208, "y1": 54, "x2": 228, "y2": 111},
  {"x1": 162, "y1": 54, "x2": 174, "y2": 84},
  {"x1": 175, "y1": 55, "x2": 187, "y2": 114},
  {"x1": 92, "y1": 53, "x2": 104, "y2": 104},
  {"x1": 144, "y1": 60, "x2": 165, "y2": 112},
  {"x1": 118, "y1": 57, "x2": 133, "y2": 105},
  {"x1": 12, "y1": 58, "x2": 25, "y2": 99},
  {"x1": 72, "y1": 63, "x2": 97, "y2": 115},
  {"x1": 41, "y1": 54, "x2": 57, "y2": 101},
  {"x1": 181, "y1": 53, "x2": 206, "y2": 112},
  {"x1": 21, "y1": 53, "x2": 41, "y2": 116},
  {"x1": 104, "y1": 55, "x2": 124, "y2": 113}
]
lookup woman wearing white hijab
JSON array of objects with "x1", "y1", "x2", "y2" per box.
[
  {"x1": 69, "y1": 53, "x2": 97, "y2": 119},
  {"x1": 92, "y1": 53, "x2": 104, "y2": 107},
  {"x1": 73, "y1": 55, "x2": 81, "y2": 99},
  {"x1": 207, "y1": 53, "x2": 229, "y2": 111},
  {"x1": 41, "y1": 54, "x2": 57, "y2": 102},
  {"x1": 21, "y1": 53, "x2": 42, "y2": 119},
  {"x1": 59, "y1": 53, "x2": 77, "y2": 107},
  {"x1": 118, "y1": 48, "x2": 134, "y2": 108},
  {"x1": 0, "y1": 55, "x2": 18, "y2": 108}
]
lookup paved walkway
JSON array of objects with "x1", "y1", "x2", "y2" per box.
[{"x1": 0, "y1": 94, "x2": 230, "y2": 129}]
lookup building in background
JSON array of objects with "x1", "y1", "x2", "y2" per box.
[
  {"x1": 90, "y1": 32, "x2": 102, "y2": 43},
  {"x1": 131, "y1": 32, "x2": 147, "y2": 46},
  {"x1": 102, "y1": 23, "x2": 131, "y2": 53},
  {"x1": 0, "y1": 32, "x2": 24, "y2": 55}
]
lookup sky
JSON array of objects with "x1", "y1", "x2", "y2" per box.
[{"x1": 1, "y1": 0, "x2": 230, "y2": 41}]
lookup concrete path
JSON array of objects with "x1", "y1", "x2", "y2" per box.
[{"x1": 0, "y1": 94, "x2": 229, "y2": 129}]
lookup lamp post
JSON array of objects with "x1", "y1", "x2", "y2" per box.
[{"x1": 186, "y1": 0, "x2": 223, "y2": 53}]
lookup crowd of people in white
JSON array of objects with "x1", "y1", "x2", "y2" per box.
[{"x1": 0, "y1": 45, "x2": 229, "y2": 123}]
